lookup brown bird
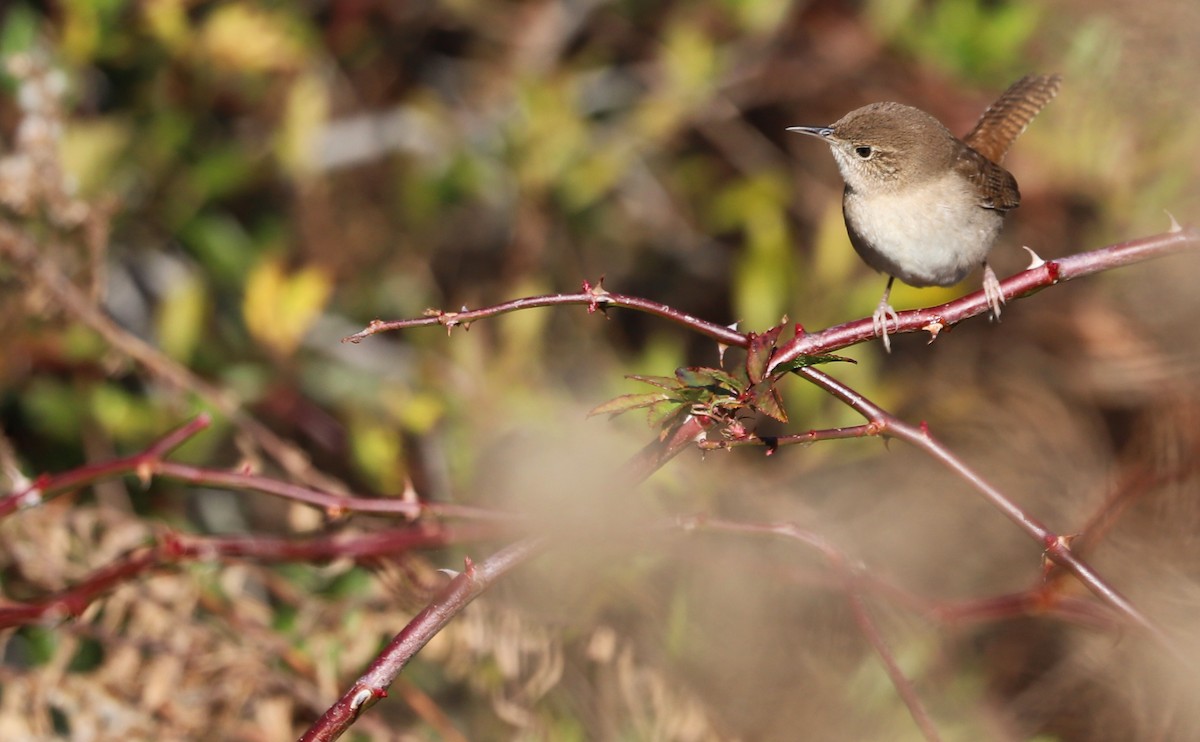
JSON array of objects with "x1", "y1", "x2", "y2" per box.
[{"x1": 790, "y1": 74, "x2": 1062, "y2": 351}]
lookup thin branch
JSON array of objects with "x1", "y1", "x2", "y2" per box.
[
  {"x1": 0, "y1": 415, "x2": 515, "y2": 523},
  {"x1": 343, "y1": 282, "x2": 749, "y2": 347},
  {"x1": 343, "y1": 227, "x2": 1200, "y2": 368},
  {"x1": 769, "y1": 226, "x2": 1199, "y2": 371},
  {"x1": 152, "y1": 461, "x2": 519, "y2": 521},
  {"x1": 698, "y1": 423, "x2": 882, "y2": 451},
  {"x1": 794, "y1": 366, "x2": 1171, "y2": 647},
  {"x1": 623, "y1": 414, "x2": 713, "y2": 485},
  {"x1": 0, "y1": 523, "x2": 511, "y2": 629},
  {"x1": 844, "y1": 585, "x2": 942, "y2": 742},
  {"x1": 299, "y1": 535, "x2": 551, "y2": 741}
]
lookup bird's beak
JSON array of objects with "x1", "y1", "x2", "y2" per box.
[{"x1": 787, "y1": 126, "x2": 834, "y2": 139}]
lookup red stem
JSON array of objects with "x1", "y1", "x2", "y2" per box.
[{"x1": 299, "y1": 536, "x2": 550, "y2": 741}]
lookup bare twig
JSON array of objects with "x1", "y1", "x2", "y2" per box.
[
  {"x1": 343, "y1": 228, "x2": 1200, "y2": 366},
  {"x1": 299, "y1": 536, "x2": 550, "y2": 741},
  {"x1": 795, "y1": 366, "x2": 1171, "y2": 647},
  {"x1": 0, "y1": 523, "x2": 510, "y2": 629},
  {"x1": 769, "y1": 226, "x2": 1199, "y2": 370},
  {"x1": 1, "y1": 415, "x2": 514, "y2": 523}
]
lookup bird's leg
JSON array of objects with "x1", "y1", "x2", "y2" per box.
[
  {"x1": 981, "y1": 261, "x2": 1005, "y2": 320},
  {"x1": 872, "y1": 276, "x2": 900, "y2": 353}
]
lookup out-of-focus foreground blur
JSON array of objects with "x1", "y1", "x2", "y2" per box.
[{"x1": 0, "y1": 1, "x2": 1198, "y2": 739}]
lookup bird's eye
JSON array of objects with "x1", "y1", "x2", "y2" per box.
[{"x1": 854, "y1": 146, "x2": 873, "y2": 159}]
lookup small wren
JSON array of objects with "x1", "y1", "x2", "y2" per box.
[{"x1": 789, "y1": 74, "x2": 1061, "y2": 351}]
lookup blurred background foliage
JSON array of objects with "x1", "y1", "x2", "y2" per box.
[{"x1": 0, "y1": 0, "x2": 1198, "y2": 739}]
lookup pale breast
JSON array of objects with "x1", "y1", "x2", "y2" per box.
[{"x1": 842, "y1": 173, "x2": 1005, "y2": 287}]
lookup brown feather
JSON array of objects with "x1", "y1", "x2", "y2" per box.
[
  {"x1": 963, "y1": 74, "x2": 1062, "y2": 164},
  {"x1": 954, "y1": 142, "x2": 1021, "y2": 212}
]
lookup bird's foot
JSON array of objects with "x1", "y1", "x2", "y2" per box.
[
  {"x1": 872, "y1": 299, "x2": 900, "y2": 353},
  {"x1": 982, "y1": 263, "x2": 1005, "y2": 320}
]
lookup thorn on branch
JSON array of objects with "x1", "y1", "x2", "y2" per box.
[
  {"x1": 1021, "y1": 245, "x2": 1046, "y2": 270},
  {"x1": 349, "y1": 685, "x2": 387, "y2": 711},
  {"x1": 463, "y1": 555, "x2": 476, "y2": 579},
  {"x1": 424, "y1": 307, "x2": 470, "y2": 335},
  {"x1": 1041, "y1": 534, "x2": 1078, "y2": 577},
  {"x1": 136, "y1": 459, "x2": 154, "y2": 488},
  {"x1": 922, "y1": 319, "x2": 944, "y2": 343},
  {"x1": 1166, "y1": 210, "x2": 1182, "y2": 233},
  {"x1": 717, "y1": 321, "x2": 740, "y2": 365},
  {"x1": 398, "y1": 478, "x2": 420, "y2": 521},
  {"x1": 15, "y1": 474, "x2": 48, "y2": 510},
  {"x1": 583, "y1": 276, "x2": 611, "y2": 315}
]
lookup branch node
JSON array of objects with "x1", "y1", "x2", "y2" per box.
[
  {"x1": 15, "y1": 474, "x2": 46, "y2": 509},
  {"x1": 135, "y1": 459, "x2": 154, "y2": 488},
  {"x1": 583, "y1": 276, "x2": 611, "y2": 314},
  {"x1": 349, "y1": 685, "x2": 386, "y2": 711},
  {"x1": 424, "y1": 307, "x2": 467, "y2": 335}
]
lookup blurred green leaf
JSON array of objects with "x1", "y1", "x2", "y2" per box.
[
  {"x1": 89, "y1": 382, "x2": 164, "y2": 442},
  {"x1": 0, "y1": 4, "x2": 39, "y2": 71},
  {"x1": 275, "y1": 69, "x2": 329, "y2": 178},
  {"x1": 715, "y1": 173, "x2": 794, "y2": 331},
  {"x1": 12, "y1": 625, "x2": 57, "y2": 667},
  {"x1": 155, "y1": 271, "x2": 208, "y2": 363},
  {"x1": 721, "y1": 0, "x2": 792, "y2": 34},
  {"x1": 512, "y1": 75, "x2": 587, "y2": 191},
  {"x1": 867, "y1": 0, "x2": 1042, "y2": 80},
  {"x1": 348, "y1": 415, "x2": 404, "y2": 492},
  {"x1": 180, "y1": 212, "x2": 259, "y2": 285},
  {"x1": 61, "y1": 0, "x2": 131, "y2": 62},
  {"x1": 20, "y1": 379, "x2": 84, "y2": 442},
  {"x1": 60, "y1": 117, "x2": 133, "y2": 196}
]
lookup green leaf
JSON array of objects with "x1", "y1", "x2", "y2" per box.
[
  {"x1": 772, "y1": 353, "x2": 856, "y2": 377},
  {"x1": 674, "y1": 366, "x2": 743, "y2": 393},
  {"x1": 749, "y1": 381, "x2": 787, "y2": 423},
  {"x1": 745, "y1": 324, "x2": 784, "y2": 384},
  {"x1": 627, "y1": 374, "x2": 683, "y2": 390},
  {"x1": 588, "y1": 392, "x2": 671, "y2": 418}
]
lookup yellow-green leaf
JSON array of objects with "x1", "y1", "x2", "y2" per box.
[
  {"x1": 242, "y1": 258, "x2": 333, "y2": 357},
  {"x1": 155, "y1": 271, "x2": 208, "y2": 363}
]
